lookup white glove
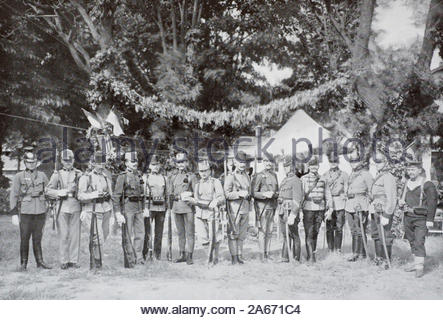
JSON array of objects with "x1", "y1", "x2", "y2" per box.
[
  {"x1": 58, "y1": 189, "x2": 69, "y2": 198},
  {"x1": 12, "y1": 215, "x2": 19, "y2": 226},
  {"x1": 143, "y1": 208, "x2": 150, "y2": 218},
  {"x1": 263, "y1": 191, "x2": 274, "y2": 199},
  {"x1": 398, "y1": 199, "x2": 406, "y2": 207},
  {"x1": 116, "y1": 212, "x2": 126, "y2": 226},
  {"x1": 238, "y1": 190, "x2": 248, "y2": 198},
  {"x1": 80, "y1": 211, "x2": 88, "y2": 222},
  {"x1": 325, "y1": 209, "x2": 333, "y2": 221},
  {"x1": 380, "y1": 216, "x2": 390, "y2": 226},
  {"x1": 287, "y1": 214, "x2": 296, "y2": 225},
  {"x1": 209, "y1": 199, "x2": 218, "y2": 209},
  {"x1": 426, "y1": 221, "x2": 434, "y2": 228}
]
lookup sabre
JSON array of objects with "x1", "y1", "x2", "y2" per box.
[
  {"x1": 282, "y1": 204, "x2": 291, "y2": 263},
  {"x1": 376, "y1": 205, "x2": 391, "y2": 269},
  {"x1": 356, "y1": 207, "x2": 369, "y2": 260}
]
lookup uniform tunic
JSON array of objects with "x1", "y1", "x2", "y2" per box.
[
  {"x1": 10, "y1": 170, "x2": 49, "y2": 215},
  {"x1": 46, "y1": 168, "x2": 82, "y2": 213},
  {"x1": 252, "y1": 170, "x2": 279, "y2": 211},
  {"x1": 345, "y1": 168, "x2": 373, "y2": 213},
  {"x1": 301, "y1": 172, "x2": 332, "y2": 211},
  {"x1": 144, "y1": 174, "x2": 168, "y2": 212},
  {"x1": 169, "y1": 171, "x2": 198, "y2": 214},
  {"x1": 323, "y1": 168, "x2": 348, "y2": 211},
  {"x1": 113, "y1": 170, "x2": 144, "y2": 214}
]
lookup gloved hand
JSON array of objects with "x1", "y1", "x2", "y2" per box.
[
  {"x1": 287, "y1": 214, "x2": 296, "y2": 225},
  {"x1": 238, "y1": 190, "x2": 248, "y2": 198},
  {"x1": 11, "y1": 215, "x2": 19, "y2": 226},
  {"x1": 80, "y1": 211, "x2": 88, "y2": 222},
  {"x1": 380, "y1": 216, "x2": 390, "y2": 226},
  {"x1": 426, "y1": 221, "x2": 434, "y2": 229},
  {"x1": 325, "y1": 209, "x2": 333, "y2": 221},
  {"x1": 109, "y1": 216, "x2": 115, "y2": 228},
  {"x1": 143, "y1": 208, "x2": 150, "y2": 218},
  {"x1": 263, "y1": 191, "x2": 274, "y2": 199},
  {"x1": 116, "y1": 212, "x2": 126, "y2": 226},
  {"x1": 277, "y1": 197, "x2": 283, "y2": 204},
  {"x1": 209, "y1": 199, "x2": 218, "y2": 209},
  {"x1": 58, "y1": 189, "x2": 69, "y2": 198},
  {"x1": 398, "y1": 199, "x2": 406, "y2": 207}
]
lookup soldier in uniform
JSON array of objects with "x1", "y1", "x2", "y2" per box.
[
  {"x1": 224, "y1": 151, "x2": 252, "y2": 264},
  {"x1": 78, "y1": 152, "x2": 114, "y2": 267},
  {"x1": 46, "y1": 149, "x2": 82, "y2": 269},
  {"x1": 322, "y1": 153, "x2": 348, "y2": 252},
  {"x1": 168, "y1": 153, "x2": 198, "y2": 265},
  {"x1": 345, "y1": 150, "x2": 373, "y2": 262},
  {"x1": 113, "y1": 151, "x2": 145, "y2": 264},
  {"x1": 193, "y1": 159, "x2": 225, "y2": 264},
  {"x1": 278, "y1": 155, "x2": 304, "y2": 262},
  {"x1": 401, "y1": 153, "x2": 438, "y2": 278},
  {"x1": 252, "y1": 155, "x2": 279, "y2": 261},
  {"x1": 10, "y1": 150, "x2": 52, "y2": 271},
  {"x1": 369, "y1": 150, "x2": 397, "y2": 267},
  {"x1": 142, "y1": 155, "x2": 168, "y2": 260},
  {"x1": 301, "y1": 156, "x2": 332, "y2": 262}
]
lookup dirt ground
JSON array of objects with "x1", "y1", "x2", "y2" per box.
[{"x1": 0, "y1": 215, "x2": 442, "y2": 300}]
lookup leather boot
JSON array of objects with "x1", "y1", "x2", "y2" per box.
[
  {"x1": 311, "y1": 251, "x2": 317, "y2": 263},
  {"x1": 35, "y1": 247, "x2": 52, "y2": 269},
  {"x1": 415, "y1": 256, "x2": 425, "y2": 278},
  {"x1": 404, "y1": 255, "x2": 416, "y2": 272},
  {"x1": 186, "y1": 252, "x2": 193, "y2": 265},
  {"x1": 326, "y1": 228, "x2": 334, "y2": 252},
  {"x1": 335, "y1": 230, "x2": 343, "y2": 252},
  {"x1": 19, "y1": 258, "x2": 28, "y2": 272},
  {"x1": 359, "y1": 236, "x2": 367, "y2": 259},
  {"x1": 293, "y1": 239, "x2": 301, "y2": 262},
  {"x1": 213, "y1": 243, "x2": 220, "y2": 265},
  {"x1": 174, "y1": 251, "x2": 186, "y2": 263},
  {"x1": 348, "y1": 235, "x2": 359, "y2": 261},
  {"x1": 237, "y1": 255, "x2": 244, "y2": 264},
  {"x1": 374, "y1": 240, "x2": 383, "y2": 265},
  {"x1": 231, "y1": 255, "x2": 238, "y2": 265}
]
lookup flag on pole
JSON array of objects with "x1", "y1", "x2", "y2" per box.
[
  {"x1": 82, "y1": 108, "x2": 103, "y2": 129},
  {"x1": 105, "y1": 109, "x2": 125, "y2": 136}
]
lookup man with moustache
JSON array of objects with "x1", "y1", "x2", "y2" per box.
[
  {"x1": 10, "y1": 149, "x2": 52, "y2": 271},
  {"x1": 142, "y1": 155, "x2": 169, "y2": 261},
  {"x1": 252, "y1": 155, "x2": 279, "y2": 261},
  {"x1": 224, "y1": 151, "x2": 252, "y2": 264},
  {"x1": 46, "y1": 149, "x2": 82, "y2": 269},
  {"x1": 169, "y1": 153, "x2": 198, "y2": 265}
]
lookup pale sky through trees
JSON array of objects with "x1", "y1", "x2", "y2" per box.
[{"x1": 258, "y1": 0, "x2": 442, "y2": 86}]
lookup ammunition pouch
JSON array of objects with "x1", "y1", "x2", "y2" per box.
[
  {"x1": 96, "y1": 194, "x2": 111, "y2": 203},
  {"x1": 413, "y1": 207, "x2": 428, "y2": 216},
  {"x1": 148, "y1": 196, "x2": 165, "y2": 205},
  {"x1": 31, "y1": 191, "x2": 43, "y2": 198}
]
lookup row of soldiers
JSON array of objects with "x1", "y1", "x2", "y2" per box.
[{"x1": 9, "y1": 147, "x2": 438, "y2": 277}]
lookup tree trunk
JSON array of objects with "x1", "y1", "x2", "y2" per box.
[{"x1": 417, "y1": 0, "x2": 442, "y2": 71}]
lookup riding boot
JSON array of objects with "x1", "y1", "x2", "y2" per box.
[
  {"x1": 237, "y1": 255, "x2": 245, "y2": 264},
  {"x1": 19, "y1": 258, "x2": 28, "y2": 272},
  {"x1": 174, "y1": 251, "x2": 186, "y2": 263},
  {"x1": 231, "y1": 255, "x2": 238, "y2": 265},
  {"x1": 186, "y1": 252, "x2": 193, "y2": 265},
  {"x1": 374, "y1": 240, "x2": 383, "y2": 265},
  {"x1": 359, "y1": 236, "x2": 367, "y2": 259},
  {"x1": 20, "y1": 244, "x2": 29, "y2": 271},
  {"x1": 415, "y1": 256, "x2": 425, "y2": 278},
  {"x1": 348, "y1": 235, "x2": 359, "y2": 262},
  {"x1": 335, "y1": 230, "x2": 343, "y2": 252},
  {"x1": 293, "y1": 237, "x2": 301, "y2": 262},
  {"x1": 326, "y1": 228, "x2": 334, "y2": 251},
  {"x1": 35, "y1": 246, "x2": 52, "y2": 269},
  {"x1": 213, "y1": 242, "x2": 220, "y2": 265}
]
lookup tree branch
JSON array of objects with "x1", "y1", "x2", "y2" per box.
[
  {"x1": 170, "y1": 0, "x2": 178, "y2": 51},
  {"x1": 70, "y1": 0, "x2": 106, "y2": 49},
  {"x1": 156, "y1": 7, "x2": 167, "y2": 53}
]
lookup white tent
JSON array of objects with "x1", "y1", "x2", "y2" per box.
[{"x1": 243, "y1": 109, "x2": 331, "y2": 156}]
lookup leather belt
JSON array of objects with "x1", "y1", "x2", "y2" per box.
[{"x1": 128, "y1": 196, "x2": 144, "y2": 202}]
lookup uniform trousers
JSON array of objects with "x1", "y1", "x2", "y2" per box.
[
  {"x1": 19, "y1": 213, "x2": 46, "y2": 264},
  {"x1": 174, "y1": 211, "x2": 195, "y2": 253},
  {"x1": 326, "y1": 209, "x2": 346, "y2": 251},
  {"x1": 57, "y1": 211, "x2": 81, "y2": 264},
  {"x1": 82, "y1": 211, "x2": 111, "y2": 260},
  {"x1": 143, "y1": 211, "x2": 165, "y2": 259},
  {"x1": 404, "y1": 214, "x2": 427, "y2": 257},
  {"x1": 279, "y1": 212, "x2": 301, "y2": 261},
  {"x1": 302, "y1": 210, "x2": 325, "y2": 259}
]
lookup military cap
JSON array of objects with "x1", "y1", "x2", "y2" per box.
[
  {"x1": 307, "y1": 156, "x2": 319, "y2": 166},
  {"x1": 198, "y1": 159, "x2": 210, "y2": 171},
  {"x1": 124, "y1": 151, "x2": 138, "y2": 162},
  {"x1": 235, "y1": 151, "x2": 248, "y2": 163},
  {"x1": 262, "y1": 154, "x2": 275, "y2": 163},
  {"x1": 92, "y1": 151, "x2": 106, "y2": 163},
  {"x1": 327, "y1": 152, "x2": 339, "y2": 163},
  {"x1": 23, "y1": 151, "x2": 37, "y2": 163},
  {"x1": 149, "y1": 154, "x2": 159, "y2": 165},
  {"x1": 405, "y1": 151, "x2": 422, "y2": 167},
  {"x1": 61, "y1": 149, "x2": 74, "y2": 161},
  {"x1": 283, "y1": 155, "x2": 293, "y2": 167},
  {"x1": 176, "y1": 152, "x2": 188, "y2": 162}
]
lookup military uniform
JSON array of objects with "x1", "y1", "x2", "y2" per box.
[
  {"x1": 369, "y1": 166, "x2": 397, "y2": 264},
  {"x1": 301, "y1": 158, "x2": 332, "y2": 262},
  {"x1": 194, "y1": 160, "x2": 225, "y2": 264},
  {"x1": 402, "y1": 154, "x2": 438, "y2": 277},
  {"x1": 345, "y1": 163, "x2": 373, "y2": 261},
  {"x1": 143, "y1": 166, "x2": 168, "y2": 260},
  {"x1": 323, "y1": 164, "x2": 348, "y2": 252},
  {"x1": 252, "y1": 167, "x2": 279, "y2": 260},
  {"x1": 46, "y1": 150, "x2": 82, "y2": 268},
  {"x1": 278, "y1": 156, "x2": 304, "y2": 262},
  {"x1": 224, "y1": 152, "x2": 252, "y2": 264},
  {"x1": 78, "y1": 156, "x2": 113, "y2": 267},
  {"x1": 10, "y1": 152, "x2": 51, "y2": 270},
  {"x1": 169, "y1": 153, "x2": 198, "y2": 264},
  {"x1": 113, "y1": 167, "x2": 145, "y2": 263}
]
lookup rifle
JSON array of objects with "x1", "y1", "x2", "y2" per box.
[
  {"x1": 167, "y1": 209, "x2": 172, "y2": 261},
  {"x1": 208, "y1": 207, "x2": 217, "y2": 265},
  {"x1": 121, "y1": 174, "x2": 137, "y2": 268},
  {"x1": 52, "y1": 166, "x2": 66, "y2": 232},
  {"x1": 282, "y1": 204, "x2": 291, "y2": 263},
  {"x1": 89, "y1": 199, "x2": 102, "y2": 269}
]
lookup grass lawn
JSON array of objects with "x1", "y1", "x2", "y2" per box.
[{"x1": 0, "y1": 214, "x2": 442, "y2": 299}]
